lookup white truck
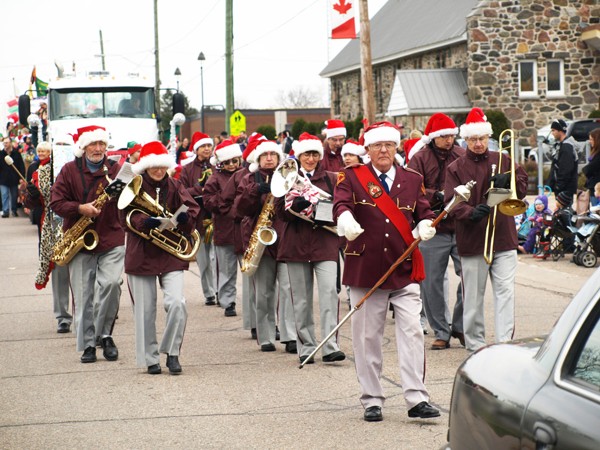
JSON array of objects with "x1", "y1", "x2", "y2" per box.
[{"x1": 18, "y1": 71, "x2": 182, "y2": 174}]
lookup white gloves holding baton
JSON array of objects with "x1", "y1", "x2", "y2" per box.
[{"x1": 412, "y1": 219, "x2": 436, "y2": 241}]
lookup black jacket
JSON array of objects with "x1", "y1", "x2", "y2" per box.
[
  {"x1": 582, "y1": 153, "x2": 600, "y2": 191},
  {"x1": 0, "y1": 150, "x2": 26, "y2": 186}
]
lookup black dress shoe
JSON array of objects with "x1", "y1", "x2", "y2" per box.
[
  {"x1": 285, "y1": 341, "x2": 297, "y2": 354},
  {"x1": 224, "y1": 303, "x2": 237, "y2": 317},
  {"x1": 1, "y1": 213, "x2": 8, "y2": 218},
  {"x1": 322, "y1": 351, "x2": 346, "y2": 363},
  {"x1": 147, "y1": 364, "x2": 162, "y2": 375},
  {"x1": 261, "y1": 343, "x2": 276, "y2": 352},
  {"x1": 81, "y1": 346, "x2": 97, "y2": 363},
  {"x1": 101, "y1": 337, "x2": 119, "y2": 361},
  {"x1": 205, "y1": 296, "x2": 216, "y2": 306},
  {"x1": 166, "y1": 355, "x2": 182, "y2": 374},
  {"x1": 364, "y1": 406, "x2": 383, "y2": 422},
  {"x1": 408, "y1": 401, "x2": 440, "y2": 418},
  {"x1": 57, "y1": 322, "x2": 70, "y2": 334},
  {"x1": 299, "y1": 355, "x2": 314, "y2": 365},
  {"x1": 451, "y1": 330, "x2": 466, "y2": 347},
  {"x1": 251, "y1": 328, "x2": 257, "y2": 340}
]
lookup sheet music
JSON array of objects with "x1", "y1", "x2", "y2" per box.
[{"x1": 157, "y1": 203, "x2": 189, "y2": 231}]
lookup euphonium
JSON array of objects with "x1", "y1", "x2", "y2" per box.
[
  {"x1": 240, "y1": 193, "x2": 277, "y2": 276},
  {"x1": 52, "y1": 167, "x2": 111, "y2": 266},
  {"x1": 117, "y1": 175, "x2": 201, "y2": 261}
]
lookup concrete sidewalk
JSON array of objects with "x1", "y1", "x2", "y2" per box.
[{"x1": 0, "y1": 211, "x2": 592, "y2": 449}]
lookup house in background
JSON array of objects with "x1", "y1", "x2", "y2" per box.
[{"x1": 320, "y1": 0, "x2": 599, "y2": 151}]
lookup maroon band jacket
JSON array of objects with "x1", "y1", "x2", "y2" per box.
[
  {"x1": 203, "y1": 169, "x2": 238, "y2": 246},
  {"x1": 179, "y1": 157, "x2": 213, "y2": 237}
]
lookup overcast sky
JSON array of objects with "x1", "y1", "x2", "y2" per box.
[{"x1": 0, "y1": 0, "x2": 387, "y2": 114}]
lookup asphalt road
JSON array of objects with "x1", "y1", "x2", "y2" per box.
[{"x1": 0, "y1": 211, "x2": 595, "y2": 449}]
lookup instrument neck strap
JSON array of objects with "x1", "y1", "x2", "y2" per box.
[{"x1": 353, "y1": 165, "x2": 425, "y2": 282}]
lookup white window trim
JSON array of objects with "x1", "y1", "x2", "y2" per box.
[
  {"x1": 519, "y1": 60, "x2": 538, "y2": 99},
  {"x1": 546, "y1": 59, "x2": 565, "y2": 98}
]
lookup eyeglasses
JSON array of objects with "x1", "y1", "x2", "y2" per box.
[
  {"x1": 300, "y1": 152, "x2": 320, "y2": 159},
  {"x1": 221, "y1": 158, "x2": 240, "y2": 165},
  {"x1": 369, "y1": 142, "x2": 396, "y2": 152},
  {"x1": 466, "y1": 136, "x2": 489, "y2": 144}
]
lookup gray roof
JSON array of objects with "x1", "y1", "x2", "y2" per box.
[
  {"x1": 320, "y1": 0, "x2": 480, "y2": 77},
  {"x1": 387, "y1": 69, "x2": 471, "y2": 116}
]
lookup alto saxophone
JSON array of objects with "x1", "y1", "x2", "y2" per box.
[
  {"x1": 241, "y1": 193, "x2": 277, "y2": 276},
  {"x1": 52, "y1": 167, "x2": 112, "y2": 266}
]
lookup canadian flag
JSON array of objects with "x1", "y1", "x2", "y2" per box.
[{"x1": 330, "y1": 0, "x2": 356, "y2": 39}]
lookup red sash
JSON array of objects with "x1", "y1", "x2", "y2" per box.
[{"x1": 353, "y1": 165, "x2": 425, "y2": 282}]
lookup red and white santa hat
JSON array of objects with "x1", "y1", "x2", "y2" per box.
[
  {"x1": 191, "y1": 131, "x2": 213, "y2": 151},
  {"x1": 403, "y1": 138, "x2": 421, "y2": 165},
  {"x1": 179, "y1": 150, "x2": 196, "y2": 166},
  {"x1": 72, "y1": 125, "x2": 109, "y2": 157},
  {"x1": 210, "y1": 139, "x2": 242, "y2": 166},
  {"x1": 291, "y1": 132, "x2": 323, "y2": 159},
  {"x1": 132, "y1": 141, "x2": 176, "y2": 174},
  {"x1": 249, "y1": 140, "x2": 283, "y2": 173},
  {"x1": 362, "y1": 121, "x2": 401, "y2": 148},
  {"x1": 341, "y1": 139, "x2": 366, "y2": 158},
  {"x1": 324, "y1": 119, "x2": 347, "y2": 139},
  {"x1": 241, "y1": 132, "x2": 267, "y2": 164},
  {"x1": 408, "y1": 113, "x2": 458, "y2": 159},
  {"x1": 460, "y1": 107, "x2": 493, "y2": 138}
]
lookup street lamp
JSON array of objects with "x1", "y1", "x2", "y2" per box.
[
  {"x1": 198, "y1": 51, "x2": 205, "y2": 132},
  {"x1": 174, "y1": 67, "x2": 181, "y2": 92}
]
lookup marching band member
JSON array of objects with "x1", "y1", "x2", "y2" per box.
[
  {"x1": 179, "y1": 131, "x2": 218, "y2": 308},
  {"x1": 341, "y1": 139, "x2": 366, "y2": 167},
  {"x1": 275, "y1": 133, "x2": 344, "y2": 364},
  {"x1": 233, "y1": 140, "x2": 283, "y2": 352},
  {"x1": 203, "y1": 139, "x2": 243, "y2": 316},
  {"x1": 444, "y1": 108, "x2": 527, "y2": 352},
  {"x1": 320, "y1": 119, "x2": 346, "y2": 173},
  {"x1": 50, "y1": 125, "x2": 124, "y2": 363},
  {"x1": 334, "y1": 121, "x2": 440, "y2": 422},
  {"x1": 407, "y1": 113, "x2": 465, "y2": 350},
  {"x1": 120, "y1": 141, "x2": 199, "y2": 375}
]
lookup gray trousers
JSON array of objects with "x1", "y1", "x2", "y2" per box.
[
  {"x1": 215, "y1": 244, "x2": 237, "y2": 308},
  {"x1": 419, "y1": 232, "x2": 463, "y2": 341},
  {"x1": 461, "y1": 250, "x2": 516, "y2": 352},
  {"x1": 195, "y1": 239, "x2": 216, "y2": 300},
  {"x1": 128, "y1": 271, "x2": 187, "y2": 367},
  {"x1": 69, "y1": 246, "x2": 124, "y2": 352},
  {"x1": 350, "y1": 284, "x2": 429, "y2": 410},
  {"x1": 277, "y1": 262, "x2": 296, "y2": 343},
  {"x1": 239, "y1": 256, "x2": 257, "y2": 330},
  {"x1": 52, "y1": 263, "x2": 72, "y2": 326},
  {"x1": 253, "y1": 254, "x2": 277, "y2": 346},
  {"x1": 287, "y1": 261, "x2": 340, "y2": 358}
]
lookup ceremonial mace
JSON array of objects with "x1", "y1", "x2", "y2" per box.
[{"x1": 299, "y1": 181, "x2": 475, "y2": 369}]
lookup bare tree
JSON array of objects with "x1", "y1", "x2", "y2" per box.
[{"x1": 275, "y1": 86, "x2": 323, "y2": 108}]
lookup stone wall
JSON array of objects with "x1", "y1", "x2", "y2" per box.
[{"x1": 467, "y1": 0, "x2": 600, "y2": 147}]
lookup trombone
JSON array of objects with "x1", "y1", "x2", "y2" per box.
[{"x1": 483, "y1": 129, "x2": 527, "y2": 264}]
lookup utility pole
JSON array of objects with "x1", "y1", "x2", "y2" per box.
[
  {"x1": 99, "y1": 30, "x2": 106, "y2": 70},
  {"x1": 358, "y1": 0, "x2": 375, "y2": 125},
  {"x1": 153, "y1": 0, "x2": 161, "y2": 120},
  {"x1": 225, "y1": 0, "x2": 234, "y2": 135}
]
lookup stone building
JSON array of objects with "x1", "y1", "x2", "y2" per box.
[{"x1": 320, "y1": 0, "x2": 599, "y2": 150}]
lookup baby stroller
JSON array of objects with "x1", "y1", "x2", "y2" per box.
[
  {"x1": 534, "y1": 209, "x2": 578, "y2": 261},
  {"x1": 572, "y1": 207, "x2": 600, "y2": 268}
]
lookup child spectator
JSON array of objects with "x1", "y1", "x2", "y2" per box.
[
  {"x1": 591, "y1": 182, "x2": 600, "y2": 207},
  {"x1": 519, "y1": 195, "x2": 552, "y2": 254}
]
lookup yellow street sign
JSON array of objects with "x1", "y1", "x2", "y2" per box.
[{"x1": 229, "y1": 110, "x2": 246, "y2": 137}]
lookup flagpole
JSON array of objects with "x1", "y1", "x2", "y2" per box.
[
  {"x1": 358, "y1": 0, "x2": 375, "y2": 125},
  {"x1": 12, "y1": 78, "x2": 17, "y2": 97}
]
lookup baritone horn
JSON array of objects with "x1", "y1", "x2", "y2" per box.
[{"x1": 118, "y1": 175, "x2": 200, "y2": 261}]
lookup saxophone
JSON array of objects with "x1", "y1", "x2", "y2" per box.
[
  {"x1": 241, "y1": 193, "x2": 277, "y2": 276},
  {"x1": 52, "y1": 167, "x2": 112, "y2": 266}
]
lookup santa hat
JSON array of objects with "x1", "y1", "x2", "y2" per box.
[
  {"x1": 127, "y1": 141, "x2": 142, "y2": 156},
  {"x1": 242, "y1": 132, "x2": 267, "y2": 163},
  {"x1": 291, "y1": 132, "x2": 323, "y2": 159},
  {"x1": 248, "y1": 140, "x2": 283, "y2": 173},
  {"x1": 72, "y1": 125, "x2": 109, "y2": 157},
  {"x1": 210, "y1": 139, "x2": 242, "y2": 166},
  {"x1": 324, "y1": 119, "x2": 346, "y2": 139},
  {"x1": 341, "y1": 139, "x2": 366, "y2": 158},
  {"x1": 406, "y1": 113, "x2": 458, "y2": 160},
  {"x1": 403, "y1": 138, "x2": 421, "y2": 165},
  {"x1": 132, "y1": 141, "x2": 176, "y2": 175},
  {"x1": 179, "y1": 150, "x2": 196, "y2": 166},
  {"x1": 362, "y1": 121, "x2": 401, "y2": 148},
  {"x1": 191, "y1": 131, "x2": 213, "y2": 151},
  {"x1": 460, "y1": 107, "x2": 493, "y2": 139}
]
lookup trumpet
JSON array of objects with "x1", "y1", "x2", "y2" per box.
[{"x1": 271, "y1": 157, "x2": 337, "y2": 234}]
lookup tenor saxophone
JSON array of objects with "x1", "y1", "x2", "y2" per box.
[
  {"x1": 52, "y1": 167, "x2": 112, "y2": 266},
  {"x1": 240, "y1": 193, "x2": 277, "y2": 276}
]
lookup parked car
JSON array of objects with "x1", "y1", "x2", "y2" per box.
[{"x1": 441, "y1": 267, "x2": 600, "y2": 450}]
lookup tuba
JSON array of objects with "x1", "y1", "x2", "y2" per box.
[
  {"x1": 117, "y1": 175, "x2": 201, "y2": 261},
  {"x1": 240, "y1": 193, "x2": 277, "y2": 276}
]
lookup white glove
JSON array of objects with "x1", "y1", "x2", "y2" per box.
[
  {"x1": 337, "y1": 211, "x2": 364, "y2": 241},
  {"x1": 412, "y1": 219, "x2": 436, "y2": 241}
]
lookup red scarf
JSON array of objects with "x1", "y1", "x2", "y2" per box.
[{"x1": 353, "y1": 165, "x2": 425, "y2": 282}]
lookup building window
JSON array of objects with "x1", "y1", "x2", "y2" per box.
[
  {"x1": 519, "y1": 60, "x2": 538, "y2": 98},
  {"x1": 547, "y1": 60, "x2": 564, "y2": 97}
]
